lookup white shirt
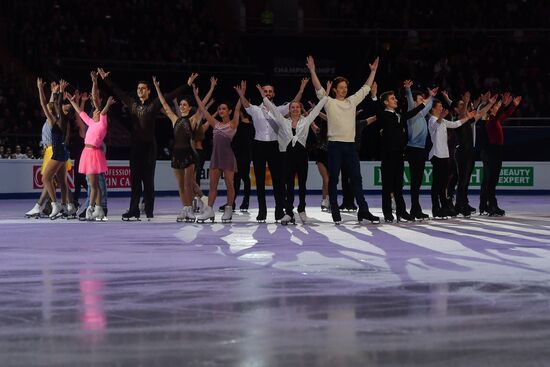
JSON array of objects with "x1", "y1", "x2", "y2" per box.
[
  {"x1": 316, "y1": 84, "x2": 370, "y2": 142},
  {"x1": 428, "y1": 115, "x2": 462, "y2": 159},
  {"x1": 245, "y1": 102, "x2": 290, "y2": 142},
  {"x1": 263, "y1": 97, "x2": 328, "y2": 152}
]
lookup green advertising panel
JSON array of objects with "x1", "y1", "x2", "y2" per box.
[{"x1": 373, "y1": 166, "x2": 533, "y2": 187}]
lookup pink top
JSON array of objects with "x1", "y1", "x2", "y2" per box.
[
  {"x1": 80, "y1": 112, "x2": 108, "y2": 148},
  {"x1": 213, "y1": 122, "x2": 236, "y2": 140}
]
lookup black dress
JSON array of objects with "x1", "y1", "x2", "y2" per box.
[
  {"x1": 51, "y1": 124, "x2": 69, "y2": 162},
  {"x1": 171, "y1": 117, "x2": 197, "y2": 169}
]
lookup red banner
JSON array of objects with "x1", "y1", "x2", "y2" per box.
[
  {"x1": 33, "y1": 165, "x2": 75, "y2": 189},
  {"x1": 105, "y1": 166, "x2": 131, "y2": 188}
]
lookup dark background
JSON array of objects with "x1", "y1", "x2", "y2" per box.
[{"x1": 1, "y1": 0, "x2": 549, "y2": 161}]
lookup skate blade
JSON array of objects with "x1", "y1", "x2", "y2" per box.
[{"x1": 197, "y1": 218, "x2": 215, "y2": 223}]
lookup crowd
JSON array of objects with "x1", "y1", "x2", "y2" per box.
[
  {"x1": 1, "y1": 0, "x2": 548, "y2": 159},
  {"x1": 308, "y1": 0, "x2": 549, "y2": 29},
  {"x1": 6, "y1": 0, "x2": 247, "y2": 68},
  {"x1": 0, "y1": 144, "x2": 36, "y2": 159}
]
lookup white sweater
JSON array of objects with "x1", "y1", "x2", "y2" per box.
[{"x1": 316, "y1": 84, "x2": 370, "y2": 142}]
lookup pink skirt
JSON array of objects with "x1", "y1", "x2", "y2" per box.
[{"x1": 79, "y1": 147, "x2": 107, "y2": 174}]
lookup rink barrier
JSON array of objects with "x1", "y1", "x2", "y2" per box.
[{"x1": 1, "y1": 159, "x2": 549, "y2": 199}]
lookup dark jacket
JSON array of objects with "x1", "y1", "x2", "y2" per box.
[{"x1": 376, "y1": 103, "x2": 425, "y2": 155}]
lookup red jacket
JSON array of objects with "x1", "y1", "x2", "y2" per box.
[{"x1": 486, "y1": 104, "x2": 517, "y2": 145}]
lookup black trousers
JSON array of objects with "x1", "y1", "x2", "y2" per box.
[
  {"x1": 283, "y1": 143, "x2": 308, "y2": 216},
  {"x1": 447, "y1": 146, "x2": 458, "y2": 201},
  {"x1": 430, "y1": 156, "x2": 448, "y2": 210},
  {"x1": 455, "y1": 146, "x2": 475, "y2": 210},
  {"x1": 405, "y1": 146, "x2": 426, "y2": 214},
  {"x1": 485, "y1": 144, "x2": 503, "y2": 208},
  {"x1": 381, "y1": 151, "x2": 407, "y2": 217},
  {"x1": 327, "y1": 141, "x2": 370, "y2": 215},
  {"x1": 479, "y1": 148, "x2": 490, "y2": 211},
  {"x1": 252, "y1": 140, "x2": 285, "y2": 218},
  {"x1": 234, "y1": 150, "x2": 251, "y2": 207},
  {"x1": 340, "y1": 163, "x2": 354, "y2": 206},
  {"x1": 129, "y1": 141, "x2": 157, "y2": 216}
]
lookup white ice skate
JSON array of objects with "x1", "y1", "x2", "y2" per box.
[
  {"x1": 92, "y1": 205, "x2": 106, "y2": 221},
  {"x1": 298, "y1": 211, "x2": 310, "y2": 224},
  {"x1": 177, "y1": 206, "x2": 195, "y2": 223},
  {"x1": 85, "y1": 206, "x2": 94, "y2": 221},
  {"x1": 196, "y1": 205, "x2": 215, "y2": 223},
  {"x1": 65, "y1": 203, "x2": 77, "y2": 219},
  {"x1": 280, "y1": 214, "x2": 295, "y2": 226},
  {"x1": 221, "y1": 206, "x2": 233, "y2": 223},
  {"x1": 49, "y1": 202, "x2": 63, "y2": 220},
  {"x1": 25, "y1": 203, "x2": 42, "y2": 218}
]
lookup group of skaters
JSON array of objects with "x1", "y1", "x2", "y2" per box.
[{"x1": 25, "y1": 56, "x2": 521, "y2": 225}]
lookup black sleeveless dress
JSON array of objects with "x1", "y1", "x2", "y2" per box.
[
  {"x1": 51, "y1": 124, "x2": 69, "y2": 162},
  {"x1": 171, "y1": 116, "x2": 197, "y2": 169}
]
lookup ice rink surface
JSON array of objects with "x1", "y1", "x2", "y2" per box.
[{"x1": 1, "y1": 194, "x2": 550, "y2": 366}]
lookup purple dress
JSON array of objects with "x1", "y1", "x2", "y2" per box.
[{"x1": 210, "y1": 122, "x2": 237, "y2": 171}]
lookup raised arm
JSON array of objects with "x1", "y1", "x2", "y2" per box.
[
  {"x1": 304, "y1": 96, "x2": 329, "y2": 127},
  {"x1": 496, "y1": 96, "x2": 521, "y2": 124},
  {"x1": 234, "y1": 80, "x2": 251, "y2": 108},
  {"x1": 75, "y1": 92, "x2": 89, "y2": 138},
  {"x1": 101, "y1": 96, "x2": 116, "y2": 115},
  {"x1": 420, "y1": 87, "x2": 437, "y2": 116},
  {"x1": 56, "y1": 79, "x2": 69, "y2": 118},
  {"x1": 154, "y1": 72, "x2": 198, "y2": 111},
  {"x1": 230, "y1": 98, "x2": 242, "y2": 130},
  {"x1": 193, "y1": 85, "x2": 218, "y2": 128},
  {"x1": 90, "y1": 71, "x2": 101, "y2": 110},
  {"x1": 441, "y1": 90, "x2": 453, "y2": 108},
  {"x1": 364, "y1": 57, "x2": 379, "y2": 88},
  {"x1": 403, "y1": 102, "x2": 426, "y2": 120},
  {"x1": 152, "y1": 76, "x2": 179, "y2": 125},
  {"x1": 202, "y1": 76, "x2": 217, "y2": 106},
  {"x1": 474, "y1": 94, "x2": 498, "y2": 121},
  {"x1": 49, "y1": 81, "x2": 59, "y2": 103},
  {"x1": 444, "y1": 110, "x2": 476, "y2": 128},
  {"x1": 172, "y1": 97, "x2": 182, "y2": 118},
  {"x1": 257, "y1": 84, "x2": 286, "y2": 125},
  {"x1": 97, "y1": 68, "x2": 134, "y2": 108},
  {"x1": 66, "y1": 91, "x2": 96, "y2": 128},
  {"x1": 306, "y1": 55, "x2": 323, "y2": 93},
  {"x1": 291, "y1": 77, "x2": 309, "y2": 102},
  {"x1": 308, "y1": 100, "x2": 328, "y2": 121},
  {"x1": 190, "y1": 77, "x2": 217, "y2": 123},
  {"x1": 65, "y1": 92, "x2": 83, "y2": 116},
  {"x1": 404, "y1": 80, "x2": 415, "y2": 111},
  {"x1": 347, "y1": 60, "x2": 377, "y2": 107},
  {"x1": 37, "y1": 78, "x2": 55, "y2": 124},
  {"x1": 191, "y1": 98, "x2": 214, "y2": 131}
]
